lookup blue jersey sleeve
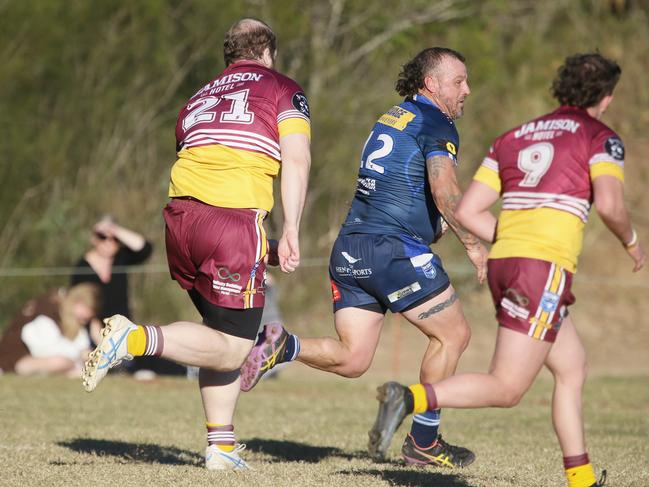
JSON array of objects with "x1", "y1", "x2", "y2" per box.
[{"x1": 417, "y1": 115, "x2": 460, "y2": 164}]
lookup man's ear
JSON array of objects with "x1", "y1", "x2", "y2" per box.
[
  {"x1": 262, "y1": 47, "x2": 274, "y2": 68},
  {"x1": 423, "y1": 74, "x2": 439, "y2": 95},
  {"x1": 599, "y1": 94, "x2": 614, "y2": 114}
]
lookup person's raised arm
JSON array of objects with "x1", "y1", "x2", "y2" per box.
[
  {"x1": 592, "y1": 175, "x2": 645, "y2": 272},
  {"x1": 95, "y1": 217, "x2": 146, "y2": 252},
  {"x1": 278, "y1": 132, "x2": 311, "y2": 273},
  {"x1": 426, "y1": 155, "x2": 489, "y2": 283}
]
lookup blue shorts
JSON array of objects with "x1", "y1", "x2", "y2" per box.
[{"x1": 329, "y1": 234, "x2": 450, "y2": 314}]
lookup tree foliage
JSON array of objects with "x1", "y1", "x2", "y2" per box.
[{"x1": 1, "y1": 0, "x2": 647, "y2": 328}]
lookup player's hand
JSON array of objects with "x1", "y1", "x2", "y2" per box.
[
  {"x1": 627, "y1": 241, "x2": 646, "y2": 272},
  {"x1": 466, "y1": 243, "x2": 488, "y2": 284},
  {"x1": 265, "y1": 239, "x2": 280, "y2": 267},
  {"x1": 278, "y1": 229, "x2": 300, "y2": 273}
]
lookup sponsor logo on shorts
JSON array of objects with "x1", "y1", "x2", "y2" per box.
[
  {"x1": 352, "y1": 268, "x2": 372, "y2": 278},
  {"x1": 337, "y1": 251, "x2": 372, "y2": 278},
  {"x1": 335, "y1": 266, "x2": 351, "y2": 276},
  {"x1": 501, "y1": 297, "x2": 530, "y2": 320},
  {"x1": 217, "y1": 267, "x2": 241, "y2": 282},
  {"x1": 341, "y1": 252, "x2": 361, "y2": 264},
  {"x1": 504, "y1": 288, "x2": 529, "y2": 307},
  {"x1": 540, "y1": 290, "x2": 560, "y2": 313},
  {"x1": 410, "y1": 253, "x2": 437, "y2": 280},
  {"x1": 335, "y1": 265, "x2": 372, "y2": 278},
  {"x1": 331, "y1": 280, "x2": 341, "y2": 302},
  {"x1": 387, "y1": 282, "x2": 421, "y2": 303},
  {"x1": 212, "y1": 280, "x2": 243, "y2": 295}
]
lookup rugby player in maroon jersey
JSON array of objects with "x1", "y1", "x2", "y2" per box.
[{"x1": 82, "y1": 18, "x2": 311, "y2": 471}]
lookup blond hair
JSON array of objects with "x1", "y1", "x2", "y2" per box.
[{"x1": 58, "y1": 283, "x2": 101, "y2": 339}]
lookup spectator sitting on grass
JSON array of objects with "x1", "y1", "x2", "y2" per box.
[{"x1": 0, "y1": 283, "x2": 100, "y2": 377}]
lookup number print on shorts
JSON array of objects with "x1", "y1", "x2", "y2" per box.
[{"x1": 517, "y1": 142, "x2": 554, "y2": 187}]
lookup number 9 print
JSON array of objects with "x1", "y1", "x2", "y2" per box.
[{"x1": 517, "y1": 142, "x2": 554, "y2": 187}]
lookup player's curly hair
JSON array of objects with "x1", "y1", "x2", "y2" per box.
[
  {"x1": 395, "y1": 47, "x2": 466, "y2": 98},
  {"x1": 551, "y1": 53, "x2": 621, "y2": 108},
  {"x1": 224, "y1": 18, "x2": 276, "y2": 66}
]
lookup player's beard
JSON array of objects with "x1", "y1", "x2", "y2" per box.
[
  {"x1": 451, "y1": 98, "x2": 466, "y2": 120},
  {"x1": 440, "y1": 93, "x2": 465, "y2": 120}
]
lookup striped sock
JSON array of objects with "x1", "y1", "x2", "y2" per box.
[
  {"x1": 408, "y1": 383, "x2": 438, "y2": 414},
  {"x1": 282, "y1": 334, "x2": 300, "y2": 362},
  {"x1": 410, "y1": 409, "x2": 441, "y2": 448},
  {"x1": 126, "y1": 325, "x2": 164, "y2": 357},
  {"x1": 564, "y1": 453, "x2": 596, "y2": 487},
  {"x1": 207, "y1": 423, "x2": 235, "y2": 452}
]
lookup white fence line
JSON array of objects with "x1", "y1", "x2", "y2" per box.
[{"x1": 1, "y1": 260, "x2": 647, "y2": 288}]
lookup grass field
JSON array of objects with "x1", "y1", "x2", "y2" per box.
[{"x1": 1, "y1": 369, "x2": 648, "y2": 487}]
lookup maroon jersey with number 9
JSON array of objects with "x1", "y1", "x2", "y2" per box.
[{"x1": 474, "y1": 105, "x2": 625, "y2": 272}]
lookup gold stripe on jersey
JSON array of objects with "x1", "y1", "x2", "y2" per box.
[
  {"x1": 278, "y1": 118, "x2": 311, "y2": 139},
  {"x1": 474, "y1": 164, "x2": 501, "y2": 193},
  {"x1": 590, "y1": 161, "x2": 624, "y2": 182},
  {"x1": 169, "y1": 145, "x2": 278, "y2": 211},
  {"x1": 490, "y1": 208, "x2": 584, "y2": 273}
]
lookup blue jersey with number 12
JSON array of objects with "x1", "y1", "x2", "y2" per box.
[{"x1": 340, "y1": 94, "x2": 460, "y2": 246}]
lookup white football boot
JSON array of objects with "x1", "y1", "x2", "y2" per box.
[
  {"x1": 205, "y1": 444, "x2": 251, "y2": 470},
  {"x1": 82, "y1": 314, "x2": 137, "y2": 392}
]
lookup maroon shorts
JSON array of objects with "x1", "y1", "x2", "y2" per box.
[
  {"x1": 163, "y1": 198, "x2": 268, "y2": 309},
  {"x1": 487, "y1": 257, "x2": 575, "y2": 342}
]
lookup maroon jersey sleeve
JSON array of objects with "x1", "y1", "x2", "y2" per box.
[
  {"x1": 587, "y1": 125, "x2": 625, "y2": 181},
  {"x1": 276, "y1": 76, "x2": 310, "y2": 122}
]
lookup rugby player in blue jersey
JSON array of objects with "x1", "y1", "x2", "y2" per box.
[{"x1": 240, "y1": 48, "x2": 488, "y2": 467}]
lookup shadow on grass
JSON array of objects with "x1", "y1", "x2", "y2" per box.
[
  {"x1": 56, "y1": 438, "x2": 202, "y2": 466},
  {"x1": 245, "y1": 438, "x2": 391, "y2": 464},
  {"x1": 338, "y1": 468, "x2": 474, "y2": 487}
]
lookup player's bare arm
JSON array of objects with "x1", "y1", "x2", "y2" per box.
[
  {"x1": 455, "y1": 180, "x2": 499, "y2": 243},
  {"x1": 427, "y1": 154, "x2": 488, "y2": 283},
  {"x1": 279, "y1": 132, "x2": 311, "y2": 273},
  {"x1": 593, "y1": 175, "x2": 646, "y2": 272}
]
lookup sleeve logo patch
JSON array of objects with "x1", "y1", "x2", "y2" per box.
[
  {"x1": 292, "y1": 92, "x2": 310, "y2": 118},
  {"x1": 605, "y1": 136, "x2": 624, "y2": 161},
  {"x1": 446, "y1": 141, "x2": 457, "y2": 155}
]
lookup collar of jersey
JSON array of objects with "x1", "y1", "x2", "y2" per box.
[
  {"x1": 412, "y1": 93, "x2": 439, "y2": 108},
  {"x1": 554, "y1": 105, "x2": 591, "y2": 117},
  {"x1": 227, "y1": 59, "x2": 268, "y2": 70}
]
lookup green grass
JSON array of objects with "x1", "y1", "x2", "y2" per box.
[{"x1": 1, "y1": 371, "x2": 648, "y2": 487}]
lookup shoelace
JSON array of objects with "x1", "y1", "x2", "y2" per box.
[
  {"x1": 435, "y1": 436, "x2": 465, "y2": 456},
  {"x1": 597, "y1": 469, "x2": 607, "y2": 486}
]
